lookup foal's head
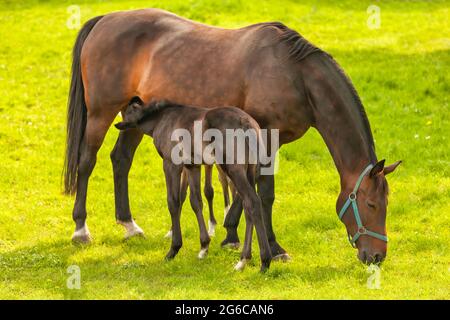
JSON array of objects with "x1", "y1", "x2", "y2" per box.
[
  {"x1": 115, "y1": 96, "x2": 149, "y2": 130},
  {"x1": 338, "y1": 160, "x2": 401, "y2": 265}
]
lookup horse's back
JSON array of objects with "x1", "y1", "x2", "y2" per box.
[{"x1": 81, "y1": 9, "x2": 283, "y2": 112}]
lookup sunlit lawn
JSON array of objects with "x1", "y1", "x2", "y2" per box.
[{"x1": 0, "y1": 0, "x2": 448, "y2": 299}]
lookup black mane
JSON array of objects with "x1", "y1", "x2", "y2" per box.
[
  {"x1": 137, "y1": 99, "x2": 184, "y2": 124},
  {"x1": 260, "y1": 22, "x2": 322, "y2": 61}
]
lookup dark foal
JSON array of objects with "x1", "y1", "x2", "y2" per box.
[{"x1": 115, "y1": 97, "x2": 271, "y2": 271}]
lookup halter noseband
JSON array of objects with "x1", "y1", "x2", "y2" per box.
[{"x1": 338, "y1": 164, "x2": 388, "y2": 247}]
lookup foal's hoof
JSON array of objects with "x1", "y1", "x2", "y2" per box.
[
  {"x1": 164, "y1": 230, "x2": 173, "y2": 239},
  {"x1": 273, "y1": 253, "x2": 292, "y2": 262},
  {"x1": 117, "y1": 220, "x2": 145, "y2": 239},
  {"x1": 198, "y1": 248, "x2": 209, "y2": 259},
  {"x1": 72, "y1": 225, "x2": 92, "y2": 244},
  {"x1": 234, "y1": 259, "x2": 248, "y2": 271},
  {"x1": 165, "y1": 250, "x2": 178, "y2": 261}
]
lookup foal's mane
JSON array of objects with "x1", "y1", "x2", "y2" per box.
[{"x1": 137, "y1": 99, "x2": 184, "y2": 124}]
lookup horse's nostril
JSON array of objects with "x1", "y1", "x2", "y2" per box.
[
  {"x1": 359, "y1": 250, "x2": 368, "y2": 264},
  {"x1": 374, "y1": 253, "x2": 385, "y2": 264}
]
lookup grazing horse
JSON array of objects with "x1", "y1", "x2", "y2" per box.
[
  {"x1": 115, "y1": 98, "x2": 271, "y2": 271},
  {"x1": 64, "y1": 9, "x2": 401, "y2": 265}
]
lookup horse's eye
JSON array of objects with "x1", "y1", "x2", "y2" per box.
[{"x1": 366, "y1": 201, "x2": 376, "y2": 209}]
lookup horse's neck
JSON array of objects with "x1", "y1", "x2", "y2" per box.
[{"x1": 304, "y1": 55, "x2": 377, "y2": 189}]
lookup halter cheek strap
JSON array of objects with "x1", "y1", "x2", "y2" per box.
[{"x1": 338, "y1": 164, "x2": 388, "y2": 247}]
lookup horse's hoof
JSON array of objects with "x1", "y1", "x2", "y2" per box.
[
  {"x1": 273, "y1": 253, "x2": 291, "y2": 262},
  {"x1": 198, "y1": 248, "x2": 208, "y2": 259},
  {"x1": 72, "y1": 225, "x2": 91, "y2": 244},
  {"x1": 221, "y1": 242, "x2": 240, "y2": 250},
  {"x1": 234, "y1": 259, "x2": 248, "y2": 271},
  {"x1": 208, "y1": 222, "x2": 216, "y2": 237},
  {"x1": 165, "y1": 250, "x2": 178, "y2": 261},
  {"x1": 164, "y1": 230, "x2": 173, "y2": 239},
  {"x1": 117, "y1": 220, "x2": 145, "y2": 239}
]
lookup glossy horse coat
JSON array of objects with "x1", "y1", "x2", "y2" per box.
[{"x1": 64, "y1": 9, "x2": 400, "y2": 264}]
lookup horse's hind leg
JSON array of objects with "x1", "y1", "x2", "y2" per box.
[
  {"x1": 163, "y1": 160, "x2": 183, "y2": 260},
  {"x1": 110, "y1": 128, "x2": 145, "y2": 239},
  {"x1": 234, "y1": 210, "x2": 253, "y2": 271},
  {"x1": 204, "y1": 165, "x2": 216, "y2": 236},
  {"x1": 217, "y1": 165, "x2": 231, "y2": 220},
  {"x1": 186, "y1": 166, "x2": 211, "y2": 259},
  {"x1": 226, "y1": 165, "x2": 271, "y2": 272},
  {"x1": 72, "y1": 115, "x2": 112, "y2": 243}
]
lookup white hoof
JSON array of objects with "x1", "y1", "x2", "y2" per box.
[
  {"x1": 72, "y1": 224, "x2": 91, "y2": 244},
  {"x1": 208, "y1": 221, "x2": 216, "y2": 237},
  {"x1": 164, "y1": 230, "x2": 173, "y2": 239},
  {"x1": 117, "y1": 220, "x2": 145, "y2": 239},
  {"x1": 234, "y1": 259, "x2": 248, "y2": 271},
  {"x1": 198, "y1": 248, "x2": 208, "y2": 259}
]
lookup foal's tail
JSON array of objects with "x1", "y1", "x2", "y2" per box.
[{"x1": 64, "y1": 15, "x2": 103, "y2": 195}]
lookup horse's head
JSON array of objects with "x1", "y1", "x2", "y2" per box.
[{"x1": 337, "y1": 160, "x2": 401, "y2": 265}]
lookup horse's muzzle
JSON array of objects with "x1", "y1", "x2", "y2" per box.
[{"x1": 358, "y1": 250, "x2": 386, "y2": 265}]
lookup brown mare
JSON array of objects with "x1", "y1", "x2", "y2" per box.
[{"x1": 64, "y1": 9, "x2": 400, "y2": 266}]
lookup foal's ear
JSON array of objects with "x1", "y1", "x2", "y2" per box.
[
  {"x1": 115, "y1": 121, "x2": 136, "y2": 130},
  {"x1": 129, "y1": 96, "x2": 144, "y2": 106},
  {"x1": 370, "y1": 159, "x2": 385, "y2": 177},
  {"x1": 383, "y1": 160, "x2": 402, "y2": 175}
]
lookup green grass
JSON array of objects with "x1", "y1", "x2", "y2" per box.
[{"x1": 0, "y1": 0, "x2": 449, "y2": 299}]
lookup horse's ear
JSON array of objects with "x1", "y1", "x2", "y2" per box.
[
  {"x1": 129, "y1": 96, "x2": 144, "y2": 106},
  {"x1": 370, "y1": 159, "x2": 385, "y2": 177},
  {"x1": 384, "y1": 160, "x2": 402, "y2": 175},
  {"x1": 115, "y1": 121, "x2": 136, "y2": 130}
]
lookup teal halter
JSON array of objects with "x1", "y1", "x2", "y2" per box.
[{"x1": 339, "y1": 164, "x2": 388, "y2": 247}]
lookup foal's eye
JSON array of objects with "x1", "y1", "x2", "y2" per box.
[{"x1": 366, "y1": 201, "x2": 376, "y2": 209}]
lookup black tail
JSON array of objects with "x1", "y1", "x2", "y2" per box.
[{"x1": 64, "y1": 15, "x2": 103, "y2": 195}]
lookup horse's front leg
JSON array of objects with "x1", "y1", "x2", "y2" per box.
[
  {"x1": 110, "y1": 128, "x2": 145, "y2": 238},
  {"x1": 257, "y1": 168, "x2": 290, "y2": 261},
  {"x1": 163, "y1": 160, "x2": 183, "y2": 260}
]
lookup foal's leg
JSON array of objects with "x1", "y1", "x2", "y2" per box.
[
  {"x1": 110, "y1": 128, "x2": 145, "y2": 238},
  {"x1": 204, "y1": 165, "x2": 217, "y2": 236},
  {"x1": 186, "y1": 166, "x2": 211, "y2": 259},
  {"x1": 235, "y1": 164, "x2": 257, "y2": 270},
  {"x1": 226, "y1": 165, "x2": 271, "y2": 272},
  {"x1": 217, "y1": 165, "x2": 231, "y2": 219},
  {"x1": 163, "y1": 160, "x2": 183, "y2": 260},
  {"x1": 221, "y1": 195, "x2": 243, "y2": 249},
  {"x1": 234, "y1": 209, "x2": 253, "y2": 271},
  {"x1": 72, "y1": 115, "x2": 111, "y2": 243},
  {"x1": 164, "y1": 169, "x2": 188, "y2": 239}
]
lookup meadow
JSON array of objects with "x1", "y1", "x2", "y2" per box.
[{"x1": 0, "y1": 0, "x2": 448, "y2": 299}]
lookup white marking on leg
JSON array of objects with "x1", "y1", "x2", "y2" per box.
[
  {"x1": 164, "y1": 230, "x2": 173, "y2": 239},
  {"x1": 117, "y1": 220, "x2": 145, "y2": 239},
  {"x1": 72, "y1": 224, "x2": 91, "y2": 243},
  {"x1": 198, "y1": 248, "x2": 208, "y2": 259},
  {"x1": 234, "y1": 259, "x2": 248, "y2": 271},
  {"x1": 223, "y1": 205, "x2": 231, "y2": 223},
  {"x1": 208, "y1": 221, "x2": 216, "y2": 237}
]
